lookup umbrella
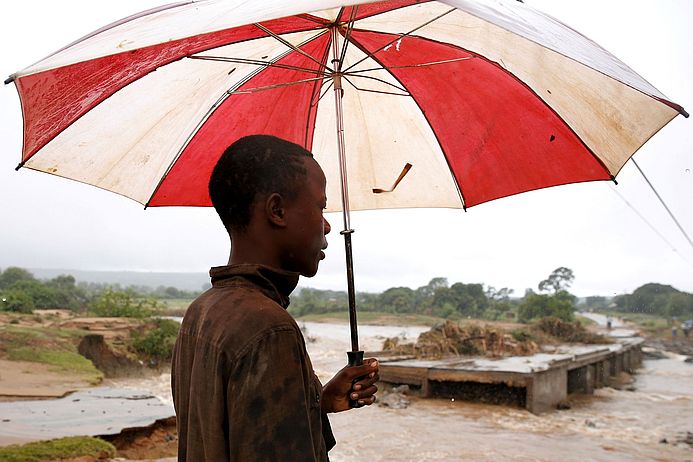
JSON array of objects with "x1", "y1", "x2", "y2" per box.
[{"x1": 6, "y1": 0, "x2": 687, "y2": 365}]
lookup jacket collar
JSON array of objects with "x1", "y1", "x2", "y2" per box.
[{"x1": 209, "y1": 264, "x2": 300, "y2": 309}]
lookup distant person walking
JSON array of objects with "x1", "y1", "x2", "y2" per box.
[{"x1": 682, "y1": 320, "x2": 692, "y2": 339}]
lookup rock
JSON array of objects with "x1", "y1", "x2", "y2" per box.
[
  {"x1": 391, "y1": 384, "x2": 410, "y2": 394},
  {"x1": 684, "y1": 356, "x2": 693, "y2": 364},
  {"x1": 555, "y1": 401, "x2": 571, "y2": 410},
  {"x1": 659, "y1": 438, "x2": 668, "y2": 444},
  {"x1": 585, "y1": 419, "x2": 597, "y2": 428},
  {"x1": 378, "y1": 392, "x2": 410, "y2": 409}
]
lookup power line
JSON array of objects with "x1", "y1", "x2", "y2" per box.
[
  {"x1": 632, "y1": 159, "x2": 693, "y2": 250},
  {"x1": 609, "y1": 185, "x2": 681, "y2": 255}
]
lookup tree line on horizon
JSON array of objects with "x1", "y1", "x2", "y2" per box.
[
  {"x1": 1, "y1": 266, "x2": 691, "y2": 321},
  {"x1": 290, "y1": 267, "x2": 578, "y2": 323},
  {"x1": 0, "y1": 266, "x2": 201, "y2": 317}
]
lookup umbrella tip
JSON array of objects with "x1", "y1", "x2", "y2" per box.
[
  {"x1": 14, "y1": 161, "x2": 24, "y2": 171},
  {"x1": 611, "y1": 176, "x2": 618, "y2": 185},
  {"x1": 4, "y1": 75, "x2": 15, "y2": 85},
  {"x1": 681, "y1": 108, "x2": 690, "y2": 118}
]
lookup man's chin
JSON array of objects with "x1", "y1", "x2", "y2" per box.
[{"x1": 300, "y1": 263, "x2": 320, "y2": 278}]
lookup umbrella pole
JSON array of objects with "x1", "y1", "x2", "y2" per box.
[{"x1": 330, "y1": 27, "x2": 364, "y2": 373}]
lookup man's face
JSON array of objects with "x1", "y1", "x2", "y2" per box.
[{"x1": 282, "y1": 157, "x2": 331, "y2": 277}]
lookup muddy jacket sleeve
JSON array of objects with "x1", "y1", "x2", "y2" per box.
[{"x1": 226, "y1": 325, "x2": 332, "y2": 461}]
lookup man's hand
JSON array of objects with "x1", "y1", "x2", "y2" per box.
[{"x1": 321, "y1": 358, "x2": 379, "y2": 413}]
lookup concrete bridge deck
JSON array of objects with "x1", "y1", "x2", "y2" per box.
[{"x1": 378, "y1": 338, "x2": 643, "y2": 413}]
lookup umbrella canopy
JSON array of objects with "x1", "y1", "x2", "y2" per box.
[
  {"x1": 8, "y1": 0, "x2": 687, "y2": 213},
  {"x1": 7, "y1": 0, "x2": 687, "y2": 356}
]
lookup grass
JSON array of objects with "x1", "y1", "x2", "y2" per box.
[
  {"x1": 575, "y1": 314, "x2": 598, "y2": 327},
  {"x1": 0, "y1": 325, "x2": 103, "y2": 384},
  {"x1": 603, "y1": 311, "x2": 670, "y2": 337},
  {"x1": 0, "y1": 436, "x2": 115, "y2": 462},
  {"x1": 296, "y1": 311, "x2": 447, "y2": 326},
  {"x1": 8, "y1": 348, "x2": 103, "y2": 383}
]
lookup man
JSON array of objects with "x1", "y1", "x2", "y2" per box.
[{"x1": 172, "y1": 135, "x2": 379, "y2": 461}]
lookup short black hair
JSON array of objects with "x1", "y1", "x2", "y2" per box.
[{"x1": 209, "y1": 135, "x2": 313, "y2": 231}]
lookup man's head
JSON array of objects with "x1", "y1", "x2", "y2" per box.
[{"x1": 209, "y1": 135, "x2": 331, "y2": 277}]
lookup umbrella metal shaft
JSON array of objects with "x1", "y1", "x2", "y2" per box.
[{"x1": 331, "y1": 27, "x2": 360, "y2": 355}]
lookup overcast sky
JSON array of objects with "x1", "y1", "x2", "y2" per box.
[{"x1": 1, "y1": 0, "x2": 691, "y2": 297}]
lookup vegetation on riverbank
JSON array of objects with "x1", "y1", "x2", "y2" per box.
[
  {"x1": 0, "y1": 266, "x2": 197, "y2": 316},
  {"x1": 0, "y1": 323, "x2": 103, "y2": 384},
  {"x1": 0, "y1": 312, "x2": 180, "y2": 383},
  {"x1": 0, "y1": 436, "x2": 115, "y2": 462}
]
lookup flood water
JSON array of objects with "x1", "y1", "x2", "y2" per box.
[
  {"x1": 303, "y1": 322, "x2": 693, "y2": 461},
  {"x1": 1, "y1": 321, "x2": 691, "y2": 461}
]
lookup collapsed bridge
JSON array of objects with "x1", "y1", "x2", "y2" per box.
[{"x1": 378, "y1": 338, "x2": 643, "y2": 414}]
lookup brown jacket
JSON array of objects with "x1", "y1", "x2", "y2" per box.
[{"x1": 172, "y1": 264, "x2": 335, "y2": 461}]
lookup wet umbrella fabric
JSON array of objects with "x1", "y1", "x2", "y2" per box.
[{"x1": 7, "y1": 0, "x2": 687, "y2": 351}]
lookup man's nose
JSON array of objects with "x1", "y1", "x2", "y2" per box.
[{"x1": 323, "y1": 217, "x2": 331, "y2": 235}]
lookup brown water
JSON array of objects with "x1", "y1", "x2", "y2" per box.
[
  {"x1": 1, "y1": 321, "x2": 691, "y2": 461},
  {"x1": 302, "y1": 322, "x2": 693, "y2": 462}
]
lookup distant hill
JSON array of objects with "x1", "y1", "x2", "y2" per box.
[{"x1": 29, "y1": 268, "x2": 210, "y2": 292}]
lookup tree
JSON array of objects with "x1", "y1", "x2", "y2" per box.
[
  {"x1": 518, "y1": 290, "x2": 575, "y2": 323},
  {"x1": 379, "y1": 287, "x2": 416, "y2": 313},
  {"x1": 0, "y1": 267, "x2": 35, "y2": 289},
  {"x1": 613, "y1": 283, "x2": 681, "y2": 315},
  {"x1": 432, "y1": 282, "x2": 488, "y2": 318},
  {"x1": 584, "y1": 296, "x2": 608, "y2": 310},
  {"x1": 666, "y1": 292, "x2": 693, "y2": 318},
  {"x1": 0, "y1": 289, "x2": 35, "y2": 313},
  {"x1": 538, "y1": 267, "x2": 575, "y2": 294},
  {"x1": 90, "y1": 288, "x2": 161, "y2": 318},
  {"x1": 485, "y1": 286, "x2": 515, "y2": 320}
]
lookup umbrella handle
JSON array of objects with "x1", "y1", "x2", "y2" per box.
[{"x1": 347, "y1": 350, "x2": 364, "y2": 408}]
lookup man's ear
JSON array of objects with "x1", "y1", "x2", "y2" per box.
[{"x1": 265, "y1": 192, "x2": 288, "y2": 227}]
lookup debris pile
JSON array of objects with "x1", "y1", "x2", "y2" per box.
[
  {"x1": 533, "y1": 317, "x2": 609, "y2": 344},
  {"x1": 382, "y1": 321, "x2": 540, "y2": 359}
]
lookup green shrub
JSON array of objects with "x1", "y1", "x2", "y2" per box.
[
  {"x1": 131, "y1": 318, "x2": 180, "y2": 360},
  {"x1": 0, "y1": 290, "x2": 35, "y2": 313},
  {"x1": 511, "y1": 329, "x2": 533, "y2": 342},
  {"x1": 0, "y1": 436, "x2": 115, "y2": 462},
  {"x1": 90, "y1": 288, "x2": 161, "y2": 318}
]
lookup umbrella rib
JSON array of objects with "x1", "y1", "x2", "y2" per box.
[
  {"x1": 337, "y1": 6, "x2": 359, "y2": 71},
  {"x1": 343, "y1": 75, "x2": 409, "y2": 96},
  {"x1": 312, "y1": 79, "x2": 335, "y2": 107},
  {"x1": 188, "y1": 56, "x2": 329, "y2": 76},
  {"x1": 227, "y1": 76, "x2": 326, "y2": 95},
  {"x1": 254, "y1": 23, "x2": 333, "y2": 73},
  {"x1": 346, "y1": 57, "x2": 474, "y2": 74},
  {"x1": 342, "y1": 7, "x2": 456, "y2": 74}
]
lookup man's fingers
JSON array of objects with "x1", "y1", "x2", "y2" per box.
[
  {"x1": 345, "y1": 359, "x2": 378, "y2": 380},
  {"x1": 352, "y1": 373, "x2": 380, "y2": 391},
  {"x1": 349, "y1": 384, "x2": 378, "y2": 403}
]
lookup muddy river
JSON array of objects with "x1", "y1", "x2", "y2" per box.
[{"x1": 1, "y1": 321, "x2": 691, "y2": 461}]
